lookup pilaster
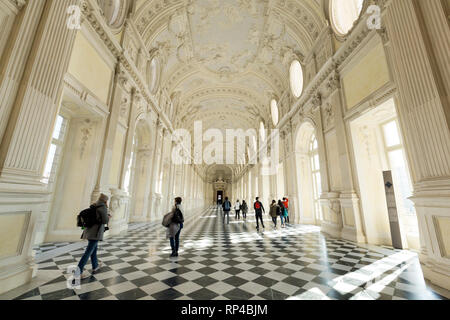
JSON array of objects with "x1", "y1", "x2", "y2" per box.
[{"x1": 384, "y1": 0, "x2": 450, "y2": 290}]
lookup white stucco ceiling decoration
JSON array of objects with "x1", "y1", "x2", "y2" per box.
[{"x1": 132, "y1": 0, "x2": 327, "y2": 181}]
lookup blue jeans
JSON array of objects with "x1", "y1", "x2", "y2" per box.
[
  {"x1": 280, "y1": 215, "x2": 286, "y2": 225},
  {"x1": 223, "y1": 211, "x2": 230, "y2": 224},
  {"x1": 77, "y1": 240, "x2": 98, "y2": 273},
  {"x1": 170, "y1": 223, "x2": 183, "y2": 252}
]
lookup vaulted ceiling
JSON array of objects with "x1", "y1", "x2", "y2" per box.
[{"x1": 131, "y1": 0, "x2": 328, "y2": 182}]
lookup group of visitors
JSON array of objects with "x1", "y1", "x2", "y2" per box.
[
  {"x1": 221, "y1": 197, "x2": 249, "y2": 224},
  {"x1": 74, "y1": 193, "x2": 290, "y2": 279},
  {"x1": 221, "y1": 196, "x2": 289, "y2": 232},
  {"x1": 269, "y1": 197, "x2": 290, "y2": 228}
]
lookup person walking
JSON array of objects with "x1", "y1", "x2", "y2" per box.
[
  {"x1": 241, "y1": 200, "x2": 248, "y2": 220},
  {"x1": 222, "y1": 197, "x2": 231, "y2": 225},
  {"x1": 254, "y1": 197, "x2": 265, "y2": 231},
  {"x1": 235, "y1": 200, "x2": 241, "y2": 220},
  {"x1": 278, "y1": 200, "x2": 286, "y2": 228},
  {"x1": 166, "y1": 197, "x2": 184, "y2": 257},
  {"x1": 283, "y1": 197, "x2": 290, "y2": 224},
  {"x1": 76, "y1": 193, "x2": 110, "y2": 279},
  {"x1": 269, "y1": 200, "x2": 278, "y2": 229}
]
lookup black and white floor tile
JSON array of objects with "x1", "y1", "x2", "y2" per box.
[
  {"x1": 33, "y1": 242, "x2": 75, "y2": 256},
  {"x1": 8, "y1": 207, "x2": 447, "y2": 300}
]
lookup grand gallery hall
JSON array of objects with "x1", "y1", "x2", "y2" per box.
[{"x1": 0, "y1": 0, "x2": 449, "y2": 302}]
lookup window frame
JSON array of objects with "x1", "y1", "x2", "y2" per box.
[
  {"x1": 309, "y1": 134, "x2": 323, "y2": 222},
  {"x1": 289, "y1": 60, "x2": 304, "y2": 99},
  {"x1": 379, "y1": 118, "x2": 416, "y2": 216},
  {"x1": 329, "y1": 0, "x2": 365, "y2": 38}
]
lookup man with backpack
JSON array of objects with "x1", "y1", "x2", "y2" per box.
[
  {"x1": 254, "y1": 197, "x2": 265, "y2": 231},
  {"x1": 76, "y1": 193, "x2": 110, "y2": 279},
  {"x1": 166, "y1": 197, "x2": 184, "y2": 257},
  {"x1": 222, "y1": 197, "x2": 231, "y2": 225}
]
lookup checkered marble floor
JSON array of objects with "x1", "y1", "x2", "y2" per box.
[
  {"x1": 9, "y1": 207, "x2": 446, "y2": 300},
  {"x1": 33, "y1": 242, "x2": 75, "y2": 256}
]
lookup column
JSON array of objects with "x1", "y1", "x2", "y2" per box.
[
  {"x1": 0, "y1": 0, "x2": 46, "y2": 143},
  {"x1": 283, "y1": 124, "x2": 300, "y2": 224},
  {"x1": 92, "y1": 65, "x2": 128, "y2": 202},
  {"x1": 148, "y1": 121, "x2": 164, "y2": 221},
  {"x1": 384, "y1": 0, "x2": 450, "y2": 290},
  {"x1": 0, "y1": 0, "x2": 81, "y2": 295}
]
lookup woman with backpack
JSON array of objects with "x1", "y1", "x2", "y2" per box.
[
  {"x1": 167, "y1": 197, "x2": 184, "y2": 257},
  {"x1": 76, "y1": 193, "x2": 110, "y2": 279},
  {"x1": 241, "y1": 200, "x2": 248, "y2": 220}
]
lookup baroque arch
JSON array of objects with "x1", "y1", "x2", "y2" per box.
[{"x1": 294, "y1": 120, "x2": 321, "y2": 224}]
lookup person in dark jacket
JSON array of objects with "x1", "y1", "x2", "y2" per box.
[
  {"x1": 283, "y1": 197, "x2": 290, "y2": 224},
  {"x1": 269, "y1": 200, "x2": 279, "y2": 229},
  {"x1": 241, "y1": 200, "x2": 248, "y2": 220},
  {"x1": 76, "y1": 193, "x2": 110, "y2": 279},
  {"x1": 168, "y1": 197, "x2": 184, "y2": 257},
  {"x1": 278, "y1": 200, "x2": 286, "y2": 228},
  {"x1": 254, "y1": 197, "x2": 265, "y2": 231},
  {"x1": 222, "y1": 197, "x2": 231, "y2": 225}
]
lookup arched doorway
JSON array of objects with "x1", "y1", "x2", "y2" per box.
[{"x1": 295, "y1": 121, "x2": 323, "y2": 225}]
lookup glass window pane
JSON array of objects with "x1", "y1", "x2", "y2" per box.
[
  {"x1": 271, "y1": 99, "x2": 279, "y2": 126},
  {"x1": 124, "y1": 151, "x2": 134, "y2": 193},
  {"x1": 259, "y1": 121, "x2": 266, "y2": 141},
  {"x1": 43, "y1": 144, "x2": 57, "y2": 183},
  {"x1": 290, "y1": 60, "x2": 304, "y2": 98},
  {"x1": 331, "y1": 0, "x2": 364, "y2": 35},
  {"x1": 388, "y1": 149, "x2": 404, "y2": 168},
  {"x1": 388, "y1": 149, "x2": 415, "y2": 215},
  {"x1": 313, "y1": 154, "x2": 320, "y2": 170},
  {"x1": 316, "y1": 173, "x2": 322, "y2": 195},
  {"x1": 383, "y1": 121, "x2": 401, "y2": 147},
  {"x1": 52, "y1": 116, "x2": 64, "y2": 140}
]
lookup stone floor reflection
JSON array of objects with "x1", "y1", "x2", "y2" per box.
[{"x1": 3, "y1": 207, "x2": 446, "y2": 300}]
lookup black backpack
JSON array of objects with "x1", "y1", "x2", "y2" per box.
[
  {"x1": 172, "y1": 208, "x2": 184, "y2": 224},
  {"x1": 77, "y1": 205, "x2": 100, "y2": 228}
]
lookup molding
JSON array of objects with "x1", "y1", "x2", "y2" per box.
[{"x1": 80, "y1": 0, "x2": 174, "y2": 133}]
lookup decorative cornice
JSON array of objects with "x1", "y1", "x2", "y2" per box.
[
  {"x1": 277, "y1": 2, "x2": 391, "y2": 133},
  {"x1": 80, "y1": 0, "x2": 174, "y2": 133}
]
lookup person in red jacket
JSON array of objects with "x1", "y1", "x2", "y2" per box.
[
  {"x1": 282, "y1": 197, "x2": 289, "y2": 224},
  {"x1": 254, "y1": 197, "x2": 265, "y2": 231}
]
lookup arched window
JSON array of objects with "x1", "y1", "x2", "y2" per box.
[
  {"x1": 290, "y1": 60, "x2": 304, "y2": 98},
  {"x1": 309, "y1": 134, "x2": 323, "y2": 221},
  {"x1": 270, "y1": 99, "x2": 279, "y2": 126},
  {"x1": 330, "y1": 0, "x2": 364, "y2": 36}
]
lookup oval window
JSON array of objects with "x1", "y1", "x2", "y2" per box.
[
  {"x1": 271, "y1": 99, "x2": 279, "y2": 126},
  {"x1": 290, "y1": 60, "x2": 304, "y2": 98},
  {"x1": 97, "y1": 0, "x2": 127, "y2": 29},
  {"x1": 330, "y1": 0, "x2": 364, "y2": 36},
  {"x1": 259, "y1": 121, "x2": 266, "y2": 141}
]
